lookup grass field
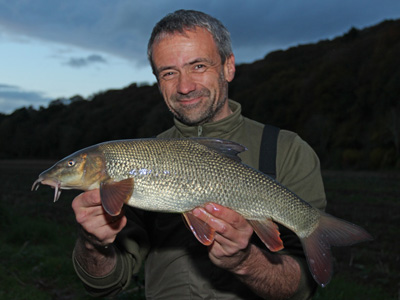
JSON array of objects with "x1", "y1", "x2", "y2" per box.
[{"x1": 0, "y1": 160, "x2": 398, "y2": 299}]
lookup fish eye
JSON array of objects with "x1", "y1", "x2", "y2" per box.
[{"x1": 67, "y1": 160, "x2": 76, "y2": 167}]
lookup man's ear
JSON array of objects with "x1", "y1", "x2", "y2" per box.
[{"x1": 223, "y1": 54, "x2": 236, "y2": 82}]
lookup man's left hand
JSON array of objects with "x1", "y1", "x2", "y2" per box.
[{"x1": 192, "y1": 203, "x2": 254, "y2": 272}]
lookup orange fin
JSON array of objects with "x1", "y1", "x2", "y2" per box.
[
  {"x1": 183, "y1": 211, "x2": 215, "y2": 246},
  {"x1": 100, "y1": 178, "x2": 134, "y2": 216},
  {"x1": 301, "y1": 212, "x2": 373, "y2": 287},
  {"x1": 248, "y1": 219, "x2": 284, "y2": 252}
]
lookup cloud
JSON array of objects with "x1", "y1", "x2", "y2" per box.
[
  {"x1": 65, "y1": 54, "x2": 107, "y2": 68},
  {"x1": 0, "y1": 84, "x2": 51, "y2": 114},
  {"x1": 0, "y1": 0, "x2": 159, "y2": 65},
  {"x1": 0, "y1": 0, "x2": 399, "y2": 67},
  {"x1": 0, "y1": 0, "x2": 399, "y2": 68}
]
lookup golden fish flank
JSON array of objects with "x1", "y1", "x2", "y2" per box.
[{"x1": 32, "y1": 137, "x2": 372, "y2": 287}]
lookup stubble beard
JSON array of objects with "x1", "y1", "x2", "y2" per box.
[{"x1": 169, "y1": 72, "x2": 229, "y2": 126}]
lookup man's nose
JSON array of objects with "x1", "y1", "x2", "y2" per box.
[{"x1": 177, "y1": 73, "x2": 196, "y2": 95}]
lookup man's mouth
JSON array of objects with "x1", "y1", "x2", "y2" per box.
[
  {"x1": 175, "y1": 90, "x2": 209, "y2": 106},
  {"x1": 178, "y1": 96, "x2": 202, "y2": 105}
]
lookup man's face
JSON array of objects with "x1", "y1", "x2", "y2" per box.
[{"x1": 151, "y1": 28, "x2": 235, "y2": 126}]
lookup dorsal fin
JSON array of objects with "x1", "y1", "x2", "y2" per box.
[{"x1": 191, "y1": 138, "x2": 247, "y2": 162}]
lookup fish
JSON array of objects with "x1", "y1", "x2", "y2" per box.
[{"x1": 32, "y1": 137, "x2": 372, "y2": 287}]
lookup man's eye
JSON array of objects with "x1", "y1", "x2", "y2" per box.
[
  {"x1": 194, "y1": 64, "x2": 206, "y2": 70},
  {"x1": 161, "y1": 71, "x2": 175, "y2": 80}
]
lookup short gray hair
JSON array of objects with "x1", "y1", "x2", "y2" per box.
[{"x1": 147, "y1": 9, "x2": 232, "y2": 74}]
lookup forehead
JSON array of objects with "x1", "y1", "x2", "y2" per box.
[{"x1": 152, "y1": 28, "x2": 220, "y2": 68}]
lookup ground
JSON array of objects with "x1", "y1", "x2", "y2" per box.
[{"x1": 0, "y1": 160, "x2": 398, "y2": 299}]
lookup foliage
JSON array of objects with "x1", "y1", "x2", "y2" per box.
[
  {"x1": 1, "y1": 20, "x2": 400, "y2": 169},
  {"x1": 231, "y1": 20, "x2": 400, "y2": 169}
]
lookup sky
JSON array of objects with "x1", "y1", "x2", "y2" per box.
[{"x1": 0, "y1": 0, "x2": 399, "y2": 114}]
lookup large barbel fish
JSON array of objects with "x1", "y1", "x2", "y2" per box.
[{"x1": 32, "y1": 138, "x2": 372, "y2": 286}]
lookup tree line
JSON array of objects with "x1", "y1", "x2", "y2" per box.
[{"x1": 1, "y1": 19, "x2": 399, "y2": 170}]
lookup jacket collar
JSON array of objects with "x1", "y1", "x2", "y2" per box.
[{"x1": 173, "y1": 100, "x2": 244, "y2": 138}]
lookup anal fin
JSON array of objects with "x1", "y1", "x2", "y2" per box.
[
  {"x1": 100, "y1": 178, "x2": 134, "y2": 216},
  {"x1": 248, "y1": 219, "x2": 284, "y2": 252},
  {"x1": 183, "y1": 211, "x2": 215, "y2": 246}
]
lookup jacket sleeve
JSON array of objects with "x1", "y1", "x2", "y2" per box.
[
  {"x1": 72, "y1": 207, "x2": 150, "y2": 297},
  {"x1": 274, "y1": 130, "x2": 327, "y2": 299}
]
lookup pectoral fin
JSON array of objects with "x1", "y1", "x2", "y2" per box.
[
  {"x1": 248, "y1": 219, "x2": 284, "y2": 252},
  {"x1": 183, "y1": 211, "x2": 215, "y2": 246},
  {"x1": 100, "y1": 178, "x2": 134, "y2": 216}
]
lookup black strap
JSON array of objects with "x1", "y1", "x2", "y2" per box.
[{"x1": 259, "y1": 124, "x2": 280, "y2": 179}]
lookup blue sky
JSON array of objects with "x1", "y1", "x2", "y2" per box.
[{"x1": 0, "y1": 0, "x2": 399, "y2": 114}]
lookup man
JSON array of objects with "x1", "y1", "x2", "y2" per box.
[{"x1": 72, "y1": 9, "x2": 326, "y2": 299}]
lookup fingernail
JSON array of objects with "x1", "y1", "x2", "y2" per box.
[
  {"x1": 192, "y1": 208, "x2": 201, "y2": 217},
  {"x1": 205, "y1": 203, "x2": 218, "y2": 212}
]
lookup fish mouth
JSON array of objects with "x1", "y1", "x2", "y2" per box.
[{"x1": 32, "y1": 177, "x2": 62, "y2": 202}]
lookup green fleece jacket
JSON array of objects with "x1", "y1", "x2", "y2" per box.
[{"x1": 73, "y1": 100, "x2": 327, "y2": 299}]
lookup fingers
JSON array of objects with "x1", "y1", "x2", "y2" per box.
[
  {"x1": 86, "y1": 214, "x2": 127, "y2": 245},
  {"x1": 193, "y1": 203, "x2": 253, "y2": 243},
  {"x1": 192, "y1": 203, "x2": 254, "y2": 271},
  {"x1": 206, "y1": 203, "x2": 250, "y2": 230},
  {"x1": 192, "y1": 203, "x2": 253, "y2": 251},
  {"x1": 72, "y1": 190, "x2": 103, "y2": 223},
  {"x1": 72, "y1": 189, "x2": 127, "y2": 246}
]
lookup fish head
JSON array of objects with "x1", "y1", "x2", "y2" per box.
[{"x1": 32, "y1": 148, "x2": 107, "y2": 201}]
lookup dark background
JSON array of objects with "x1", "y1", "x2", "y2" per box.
[{"x1": 1, "y1": 19, "x2": 399, "y2": 170}]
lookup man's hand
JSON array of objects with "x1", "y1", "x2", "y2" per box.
[
  {"x1": 72, "y1": 189, "x2": 127, "y2": 247},
  {"x1": 192, "y1": 203, "x2": 254, "y2": 272},
  {"x1": 192, "y1": 203, "x2": 301, "y2": 299},
  {"x1": 72, "y1": 189, "x2": 127, "y2": 276}
]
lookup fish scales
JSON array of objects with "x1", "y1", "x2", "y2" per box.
[
  {"x1": 98, "y1": 139, "x2": 319, "y2": 236},
  {"x1": 32, "y1": 137, "x2": 372, "y2": 287}
]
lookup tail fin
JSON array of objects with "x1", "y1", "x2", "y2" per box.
[{"x1": 301, "y1": 213, "x2": 373, "y2": 287}]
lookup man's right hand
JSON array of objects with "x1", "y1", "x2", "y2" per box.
[
  {"x1": 72, "y1": 189, "x2": 127, "y2": 276},
  {"x1": 72, "y1": 189, "x2": 127, "y2": 246}
]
